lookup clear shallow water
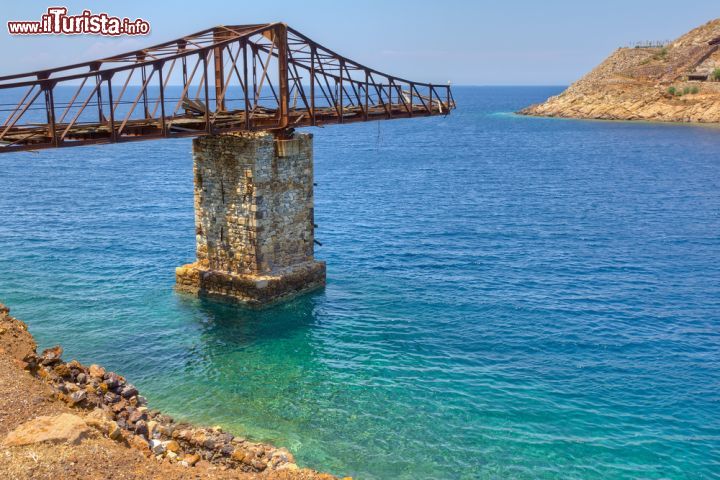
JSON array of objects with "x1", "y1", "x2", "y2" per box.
[{"x1": 1, "y1": 86, "x2": 719, "y2": 479}]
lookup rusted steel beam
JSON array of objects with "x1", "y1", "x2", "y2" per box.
[
  {"x1": 92, "y1": 65, "x2": 104, "y2": 124},
  {"x1": 42, "y1": 79, "x2": 57, "y2": 147},
  {"x1": 411, "y1": 84, "x2": 430, "y2": 113},
  {"x1": 0, "y1": 23, "x2": 454, "y2": 152},
  {"x1": 286, "y1": 48, "x2": 311, "y2": 113},
  {"x1": 117, "y1": 68, "x2": 155, "y2": 136},
  {"x1": 364, "y1": 71, "x2": 369, "y2": 121},
  {"x1": 58, "y1": 79, "x2": 87, "y2": 124},
  {"x1": 151, "y1": 58, "x2": 176, "y2": 118},
  {"x1": 213, "y1": 30, "x2": 226, "y2": 112},
  {"x1": 203, "y1": 51, "x2": 211, "y2": 133},
  {"x1": 0, "y1": 25, "x2": 272, "y2": 89},
  {"x1": 314, "y1": 55, "x2": 340, "y2": 118},
  {"x1": 112, "y1": 68, "x2": 134, "y2": 116},
  {"x1": 140, "y1": 61, "x2": 149, "y2": 119},
  {"x1": 343, "y1": 62, "x2": 363, "y2": 115},
  {"x1": 428, "y1": 85, "x2": 432, "y2": 115},
  {"x1": 171, "y1": 56, "x2": 201, "y2": 117},
  {"x1": 212, "y1": 46, "x2": 239, "y2": 122},
  {"x1": 106, "y1": 75, "x2": 116, "y2": 143},
  {"x1": 250, "y1": 37, "x2": 276, "y2": 120},
  {"x1": 252, "y1": 44, "x2": 257, "y2": 111},
  {"x1": 0, "y1": 87, "x2": 42, "y2": 140},
  {"x1": 276, "y1": 23, "x2": 289, "y2": 129},
  {"x1": 243, "y1": 41, "x2": 250, "y2": 130},
  {"x1": 157, "y1": 64, "x2": 167, "y2": 136},
  {"x1": 338, "y1": 59, "x2": 344, "y2": 124},
  {"x1": 60, "y1": 81, "x2": 101, "y2": 141},
  {"x1": 393, "y1": 80, "x2": 411, "y2": 116},
  {"x1": 367, "y1": 72, "x2": 391, "y2": 118},
  {"x1": 225, "y1": 43, "x2": 247, "y2": 93},
  {"x1": 310, "y1": 45, "x2": 316, "y2": 125},
  {"x1": 1, "y1": 85, "x2": 35, "y2": 129}
]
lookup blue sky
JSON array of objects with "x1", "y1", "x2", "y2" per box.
[{"x1": 1, "y1": 1, "x2": 718, "y2": 85}]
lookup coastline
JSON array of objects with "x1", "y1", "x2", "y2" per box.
[
  {"x1": 519, "y1": 18, "x2": 720, "y2": 125},
  {"x1": 518, "y1": 84, "x2": 720, "y2": 124},
  {"x1": 0, "y1": 302, "x2": 341, "y2": 480}
]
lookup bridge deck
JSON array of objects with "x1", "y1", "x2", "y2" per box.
[
  {"x1": 0, "y1": 23, "x2": 454, "y2": 153},
  {"x1": 0, "y1": 103, "x2": 445, "y2": 152}
]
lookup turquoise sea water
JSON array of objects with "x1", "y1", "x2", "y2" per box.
[{"x1": 0, "y1": 86, "x2": 719, "y2": 479}]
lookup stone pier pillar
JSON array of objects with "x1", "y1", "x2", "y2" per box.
[{"x1": 175, "y1": 131, "x2": 326, "y2": 307}]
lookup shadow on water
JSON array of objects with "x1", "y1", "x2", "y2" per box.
[
  {"x1": 164, "y1": 289, "x2": 334, "y2": 394},
  {"x1": 175, "y1": 289, "x2": 327, "y2": 344}
]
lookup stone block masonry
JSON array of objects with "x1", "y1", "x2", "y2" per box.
[{"x1": 176, "y1": 131, "x2": 326, "y2": 307}]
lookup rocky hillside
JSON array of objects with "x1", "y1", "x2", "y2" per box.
[{"x1": 520, "y1": 19, "x2": 720, "y2": 123}]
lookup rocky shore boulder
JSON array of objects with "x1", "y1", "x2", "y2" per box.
[{"x1": 3, "y1": 413, "x2": 92, "y2": 446}]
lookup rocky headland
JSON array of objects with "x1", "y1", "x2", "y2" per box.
[
  {"x1": 520, "y1": 19, "x2": 720, "y2": 123},
  {"x1": 0, "y1": 302, "x2": 342, "y2": 480}
]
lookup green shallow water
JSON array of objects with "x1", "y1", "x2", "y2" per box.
[{"x1": 1, "y1": 87, "x2": 719, "y2": 478}]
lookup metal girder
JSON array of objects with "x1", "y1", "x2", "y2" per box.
[{"x1": 0, "y1": 23, "x2": 455, "y2": 153}]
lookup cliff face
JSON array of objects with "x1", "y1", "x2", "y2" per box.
[{"x1": 520, "y1": 19, "x2": 720, "y2": 123}]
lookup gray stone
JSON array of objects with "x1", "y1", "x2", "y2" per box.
[
  {"x1": 40, "y1": 346, "x2": 63, "y2": 366},
  {"x1": 104, "y1": 373, "x2": 120, "y2": 389},
  {"x1": 219, "y1": 443, "x2": 234, "y2": 456},
  {"x1": 128, "y1": 409, "x2": 147, "y2": 424},
  {"x1": 120, "y1": 385, "x2": 138, "y2": 399},
  {"x1": 134, "y1": 420, "x2": 148, "y2": 438},
  {"x1": 149, "y1": 439, "x2": 166, "y2": 454},
  {"x1": 69, "y1": 390, "x2": 87, "y2": 404},
  {"x1": 103, "y1": 392, "x2": 120, "y2": 404}
]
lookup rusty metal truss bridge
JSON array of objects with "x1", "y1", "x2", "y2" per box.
[{"x1": 0, "y1": 23, "x2": 455, "y2": 153}]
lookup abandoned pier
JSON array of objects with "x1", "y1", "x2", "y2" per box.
[
  {"x1": 175, "y1": 132, "x2": 327, "y2": 305},
  {"x1": 0, "y1": 22, "x2": 454, "y2": 305}
]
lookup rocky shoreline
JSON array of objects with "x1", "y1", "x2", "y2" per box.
[
  {"x1": 0, "y1": 302, "x2": 341, "y2": 479},
  {"x1": 520, "y1": 19, "x2": 720, "y2": 124}
]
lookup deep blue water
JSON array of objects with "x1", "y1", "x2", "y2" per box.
[{"x1": 0, "y1": 86, "x2": 719, "y2": 479}]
